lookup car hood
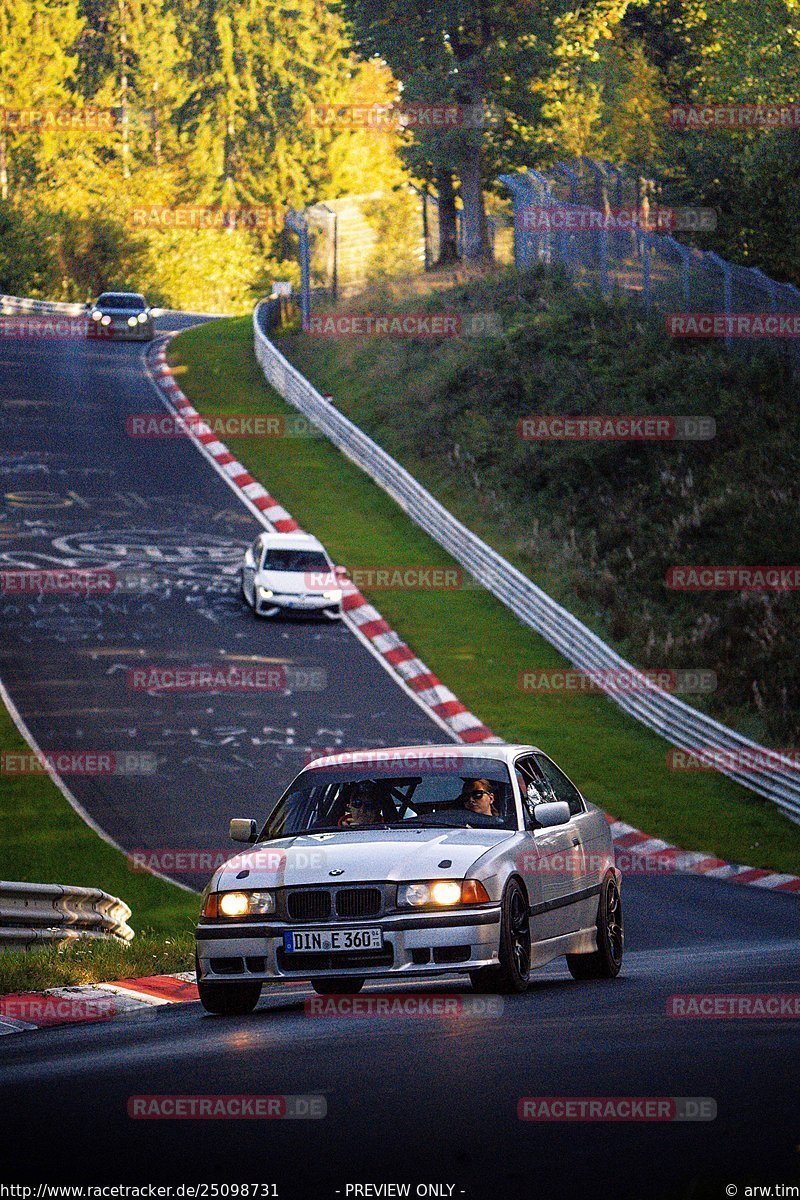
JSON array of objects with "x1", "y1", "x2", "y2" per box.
[
  {"x1": 255, "y1": 568, "x2": 333, "y2": 596},
  {"x1": 100, "y1": 307, "x2": 148, "y2": 318},
  {"x1": 214, "y1": 827, "x2": 513, "y2": 890}
]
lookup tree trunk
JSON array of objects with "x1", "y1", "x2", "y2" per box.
[
  {"x1": 436, "y1": 169, "x2": 459, "y2": 265},
  {"x1": 458, "y1": 147, "x2": 491, "y2": 262}
]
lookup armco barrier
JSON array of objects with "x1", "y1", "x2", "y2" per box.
[
  {"x1": 253, "y1": 302, "x2": 800, "y2": 825},
  {"x1": 0, "y1": 881, "x2": 134, "y2": 947},
  {"x1": 0, "y1": 293, "x2": 85, "y2": 316}
]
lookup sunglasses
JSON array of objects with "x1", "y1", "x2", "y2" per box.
[{"x1": 468, "y1": 789, "x2": 492, "y2": 800}]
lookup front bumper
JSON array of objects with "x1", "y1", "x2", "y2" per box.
[
  {"x1": 91, "y1": 320, "x2": 154, "y2": 341},
  {"x1": 196, "y1": 906, "x2": 502, "y2": 983},
  {"x1": 255, "y1": 591, "x2": 342, "y2": 619}
]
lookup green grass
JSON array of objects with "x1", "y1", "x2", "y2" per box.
[
  {"x1": 166, "y1": 315, "x2": 800, "y2": 876},
  {"x1": 0, "y1": 696, "x2": 199, "y2": 955},
  {"x1": 0, "y1": 932, "x2": 195, "y2": 996}
]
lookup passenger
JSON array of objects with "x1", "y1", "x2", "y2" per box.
[{"x1": 458, "y1": 778, "x2": 498, "y2": 818}]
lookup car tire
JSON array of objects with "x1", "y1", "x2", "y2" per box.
[
  {"x1": 311, "y1": 978, "x2": 365, "y2": 995},
  {"x1": 197, "y1": 977, "x2": 262, "y2": 1015},
  {"x1": 566, "y1": 871, "x2": 624, "y2": 980},
  {"x1": 470, "y1": 878, "x2": 530, "y2": 995}
]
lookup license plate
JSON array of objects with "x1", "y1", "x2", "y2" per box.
[{"x1": 284, "y1": 928, "x2": 382, "y2": 953}]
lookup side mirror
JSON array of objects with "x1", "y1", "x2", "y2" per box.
[
  {"x1": 534, "y1": 801, "x2": 571, "y2": 828},
  {"x1": 334, "y1": 565, "x2": 349, "y2": 580},
  {"x1": 229, "y1": 818, "x2": 258, "y2": 844}
]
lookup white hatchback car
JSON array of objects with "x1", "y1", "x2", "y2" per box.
[
  {"x1": 240, "y1": 532, "x2": 345, "y2": 619},
  {"x1": 195, "y1": 744, "x2": 623, "y2": 1014}
]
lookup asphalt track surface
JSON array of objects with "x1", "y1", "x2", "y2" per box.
[
  {"x1": 0, "y1": 312, "x2": 439, "y2": 887},
  {"x1": 1, "y1": 314, "x2": 799, "y2": 1199}
]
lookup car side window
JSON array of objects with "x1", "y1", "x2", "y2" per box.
[
  {"x1": 534, "y1": 754, "x2": 585, "y2": 816},
  {"x1": 515, "y1": 755, "x2": 555, "y2": 830}
]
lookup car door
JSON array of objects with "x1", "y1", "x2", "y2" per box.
[
  {"x1": 515, "y1": 754, "x2": 583, "y2": 937},
  {"x1": 533, "y1": 752, "x2": 600, "y2": 931}
]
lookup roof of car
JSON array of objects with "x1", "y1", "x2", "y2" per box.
[
  {"x1": 259, "y1": 532, "x2": 326, "y2": 551},
  {"x1": 304, "y1": 743, "x2": 540, "y2": 770}
]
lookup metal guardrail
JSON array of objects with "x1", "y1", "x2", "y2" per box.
[
  {"x1": 0, "y1": 881, "x2": 134, "y2": 948},
  {"x1": 253, "y1": 303, "x2": 800, "y2": 825},
  {"x1": 0, "y1": 293, "x2": 86, "y2": 316}
]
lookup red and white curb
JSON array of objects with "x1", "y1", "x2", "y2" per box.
[
  {"x1": 0, "y1": 973, "x2": 198, "y2": 1035},
  {"x1": 147, "y1": 340, "x2": 496, "y2": 745},
  {"x1": 605, "y1": 816, "x2": 800, "y2": 894}
]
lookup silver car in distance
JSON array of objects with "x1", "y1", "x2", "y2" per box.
[
  {"x1": 240, "y1": 531, "x2": 345, "y2": 619},
  {"x1": 88, "y1": 291, "x2": 155, "y2": 341},
  {"x1": 195, "y1": 744, "x2": 623, "y2": 1015}
]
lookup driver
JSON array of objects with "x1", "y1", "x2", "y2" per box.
[
  {"x1": 458, "y1": 778, "x2": 498, "y2": 818},
  {"x1": 339, "y1": 783, "x2": 383, "y2": 827}
]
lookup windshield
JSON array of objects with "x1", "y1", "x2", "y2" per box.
[
  {"x1": 261, "y1": 548, "x2": 330, "y2": 573},
  {"x1": 261, "y1": 760, "x2": 518, "y2": 838},
  {"x1": 97, "y1": 293, "x2": 145, "y2": 310}
]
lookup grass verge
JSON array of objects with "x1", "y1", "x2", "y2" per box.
[
  {"x1": 166, "y1": 316, "x2": 800, "y2": 876},
  {"x1": 0, "y1": 693, "x2": 198, "y2": 992},
  {"x1": 0, "y1": 931, "x2": 194, "y2": 996}
]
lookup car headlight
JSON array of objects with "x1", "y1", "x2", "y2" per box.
[
  {"x1": 91, "y1": 310, "x2": 102, "y2": 321},
  {"x1": 397, "y1": 879, "x2": 490, "y2": 908},
  {"x1": 127, "y1": 316, "x2": 138, "y2": 327},
  {"x1": 258, "y1": 587, "x2": 274, "y2": 599},
  {"x1": 322, "y1": 589, "x2": 341, "y2": 602},
  {"x1": 204, "y1": 890, "x2": 276, "y2": 919},
  {"x1": 137, "y1": 312, "x2": 149, "y2": 323},
  {"x1": 100, "y1": 315, "x2": 111, "y2": 325}
]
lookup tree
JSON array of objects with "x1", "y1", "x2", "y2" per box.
[
  {"x1": 0, "y1": 0, "x2": 82, "y2": 199},
  {"x1": 337, "y1": 0, "x2": 638, "y2": 261}
]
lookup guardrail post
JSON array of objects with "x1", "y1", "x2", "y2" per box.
[
  {"x1": 285, "y1": 210, "x2": 311, "y2": 330},
  {"x1": 640, "y1": 231, "x2": 652, "y2": 309},
  {"x1": 706, "y1": 251, "x2": 733, "y2": 350}
]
